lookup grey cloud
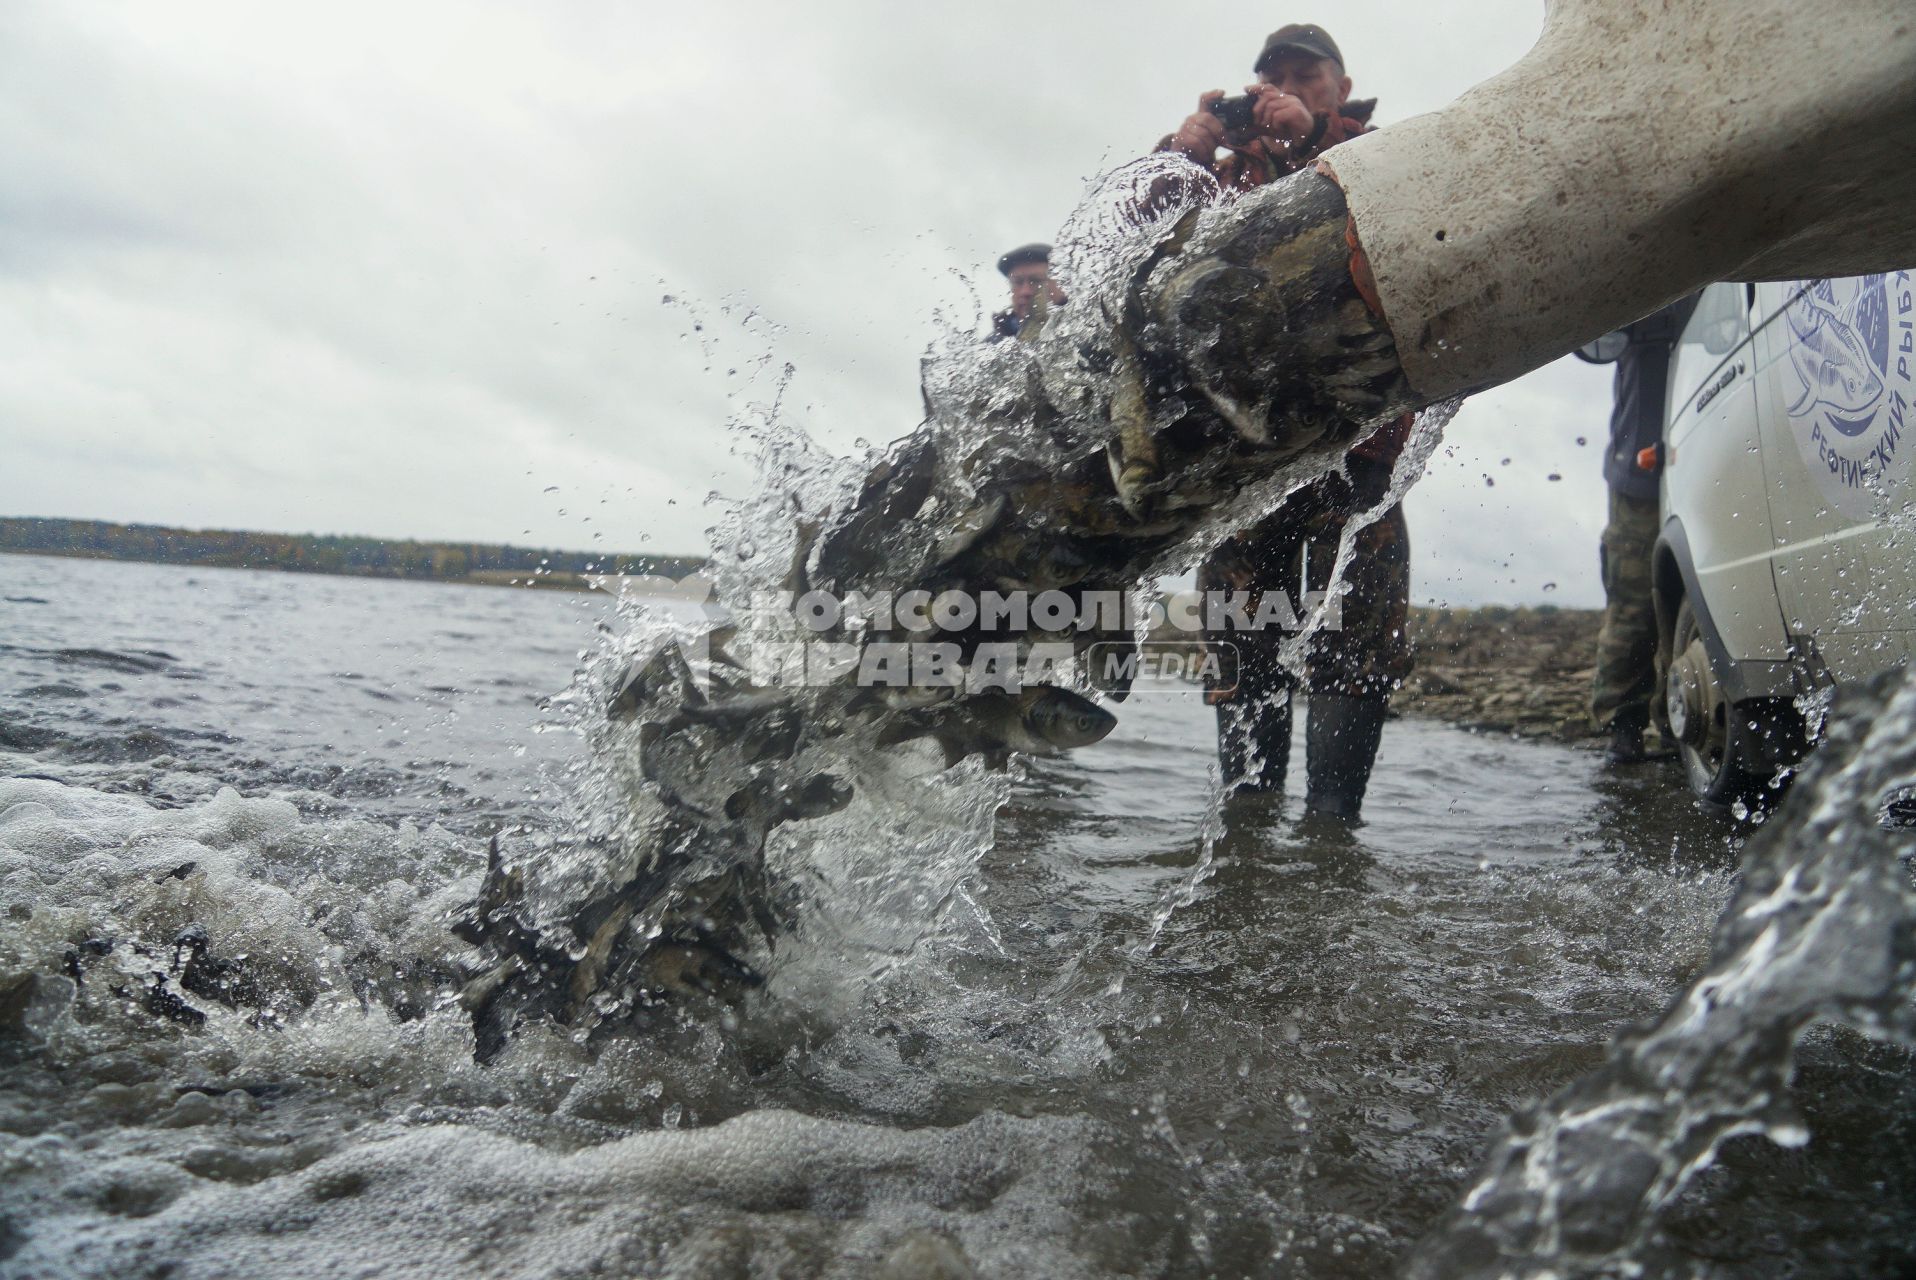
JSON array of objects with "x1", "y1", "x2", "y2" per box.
[{"x1": 0, "y1": 0, "x2": 1626, "y2": 608}]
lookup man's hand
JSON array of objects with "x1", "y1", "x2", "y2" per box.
[
  {"x1": 1247, "y1": 83, "x2": 1314, "y2": 146},
  {"x1": 1167, "y1": 91, "x2": 1229, "y2": 161}
]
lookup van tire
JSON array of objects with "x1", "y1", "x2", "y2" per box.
[{"x1": 1666, "y1": 596, "x2": 1767, "y2": 811}]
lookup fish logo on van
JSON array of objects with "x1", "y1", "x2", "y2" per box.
[
  {"x1": 1785, "y1": 282, "x2": 1886, "y2": 424},
  {"x1": 1782, "y1": 273, "x2": 1912, "y2": 518}
]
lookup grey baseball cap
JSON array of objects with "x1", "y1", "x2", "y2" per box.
[
  {"x1": 1254, "y1": 23, "x2": 1344, "y2": 73},
  {"x1": 997, "y1": 243, "x2": 1052, "y2": 276}
]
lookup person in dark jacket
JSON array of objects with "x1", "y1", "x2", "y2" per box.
[
  {"x1": 1160, "y1": 24, "x2": 1412, "y2": 820},
  {"x1": 1574, "y1": 294, "x2": 1700, "y2": 764},
  {"x1": 991, "y1": 243, "x2": 1065, "y2": 340}
]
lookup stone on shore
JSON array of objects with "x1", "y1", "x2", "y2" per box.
[{"x1": 1394, "y1": 605, "x2": 1603, "y2": 744}]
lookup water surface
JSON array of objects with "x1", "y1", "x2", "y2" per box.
[{"x1": 2, "y1": 552, "x2": 1911, "y2": 1278}]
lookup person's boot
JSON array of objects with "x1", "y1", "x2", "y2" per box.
[
  {"x1": 1217, "y1": 693, "x2": 1294, "y2": 791},
  {"x1": 1304, "y1": 694, "x2": 1388, "y2": 820},
  {"x1": 1604, "y1": 710, "x2": 1649, "y2": 765}
]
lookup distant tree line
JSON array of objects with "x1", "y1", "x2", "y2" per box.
[{"x1": 0, "y1": 517, "x2": 702, "y2": 585}]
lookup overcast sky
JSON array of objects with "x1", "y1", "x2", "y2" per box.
[{"x1": 1, "y1": 0, "x2": 1618, "y2": 606}]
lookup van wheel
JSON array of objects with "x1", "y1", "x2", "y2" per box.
[{"x1": 1665, "y1": 596, "x2": 1765, "y2": 809}]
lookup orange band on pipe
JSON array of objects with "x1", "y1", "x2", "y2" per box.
[{"x1": 1343, "y1": 221, "x2": 1389, "y2": 326}]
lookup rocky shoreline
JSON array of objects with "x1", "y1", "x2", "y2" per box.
[{"x1": 1394, "y1": 605, "x2": 1605, "y2": 746}]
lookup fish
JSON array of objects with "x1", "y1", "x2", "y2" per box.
[
  {"x1": 878, "y1": 685, "x2": 1118, "y2": 767},
  {"x1": 1014, "y1": 685, "x2": 1119, "y2": 752},
  {"x1": 1103, "y1": 307, "x2": 1164, "y2": 517},
  {"x1": 869, "y1": 683, "x2": 960, "y2": 711},
  {"x1": 456, "y1": 164, "x2": 1418, "y2": 1059},
  {"x1": 169, "y1": 922, "x2": 266, "y2": 1009},
  {"x1": 458, "y1": 830, "x2": 780, "y2": 1062},
  {"x1": 452, "y1": 836, "x2": 531, "y2": 952},
  {"x1": 50, "y1": 923, "x2": 297, "y2": 1035},
  {"x1": 930, "y1": 492, "x2": 1008, "y2": 567},
  {"x1": 632, "y1": 937, "x2": 766, "y2": 1001},
  {"x1": 1787, "y1": 289, "x2": 1885, "y2": 417},
  {"x1": 813, "y1": 437, "x2": 942, "y2": 588},
  {"x1": 607, "y1": 637, "x2": 701, "y2": 720}
]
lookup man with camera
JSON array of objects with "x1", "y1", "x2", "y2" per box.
[
  {"x1": 1160, "y1": 23, "x2": 1376, "y2": 191},
  {"x1": 1158, "y1": 25, "x2": 1413, "y2": 821}
]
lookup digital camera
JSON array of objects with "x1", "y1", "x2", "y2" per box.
[{"x1": 1207, "y1": 94, "x2": 1259, "y2": 134}]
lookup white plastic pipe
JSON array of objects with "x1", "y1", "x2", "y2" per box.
[{"x1": 1320, "y1": 0, "x2": 1916, "y2": 398}]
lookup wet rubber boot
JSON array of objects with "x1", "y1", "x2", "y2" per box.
[
  {"x1": 1304, "y1": 694, "x2": 1388, "y2": 820},
  {"x1": 1604, "y1": 708, "x2": 1650, "y2": 765},
  {"x1": 1216, "y1": 693, "x2": 1293, "y2": 791}
]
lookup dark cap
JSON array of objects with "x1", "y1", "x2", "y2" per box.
[
  {"x1": 1254, "y1": 23, "x2": 1343, "y2": 73},
  {"x1": 997, "y1": 243, "x2": 1051, "y2": 276}
]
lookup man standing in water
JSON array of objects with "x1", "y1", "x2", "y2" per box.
[
  {"x1": 1575, "y1": 295, "x2": 1699, "y2": 764},
  {"x1": 1159, "y1": 25, "x2": 1412, "y2": 819},
  {"x1": 991, "y1": 243, "x2": 1065, "y2": 340}
]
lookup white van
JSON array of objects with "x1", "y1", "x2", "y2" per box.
[{"x1": 1654, "y1": 273, "x2": 1914, "y2": 805}]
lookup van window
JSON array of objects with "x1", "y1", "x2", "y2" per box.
[{"x1": 1669, "y1": 282, "x2": 1750, "y2": 407}]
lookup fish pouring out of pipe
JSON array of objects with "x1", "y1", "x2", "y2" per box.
[{"x1": 453, "y1": 0, "x2": 1916, "y2": 1061}]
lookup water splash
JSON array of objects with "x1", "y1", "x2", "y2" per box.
[
  {"x1": 1132, "y1": 765, "x2": 1232, "y2": 960},
  {"x1": 450, "y1": 158, "x2": 1425, "y2": 1054},
  {"x1": 1408, "y1": 668, "x2": 1916, "y2": 1278}
]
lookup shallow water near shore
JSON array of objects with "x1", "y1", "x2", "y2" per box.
[{"x1": 3, "y1": 552, "x2": 1913, "y2": 1278}]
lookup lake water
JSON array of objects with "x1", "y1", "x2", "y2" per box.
[{"x1": 2, "y1": 552, "x2": 1912, "y2": 1278}]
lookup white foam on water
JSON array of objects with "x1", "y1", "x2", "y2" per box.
[
  {"x1": 10, "y1": 1105, "x2": 1124, "y2": 1279},
  {"x1": 0, "y1": 769, "x2": 1137, "y2": 1280}
]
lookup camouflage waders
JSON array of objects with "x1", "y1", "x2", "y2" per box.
[
  {"x1": 1201, "y1": 457, "x2": 1413, "y2": 789},
  {"x1": 1589, "y1": 488, "x2": 1661, "y2": 732}
]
